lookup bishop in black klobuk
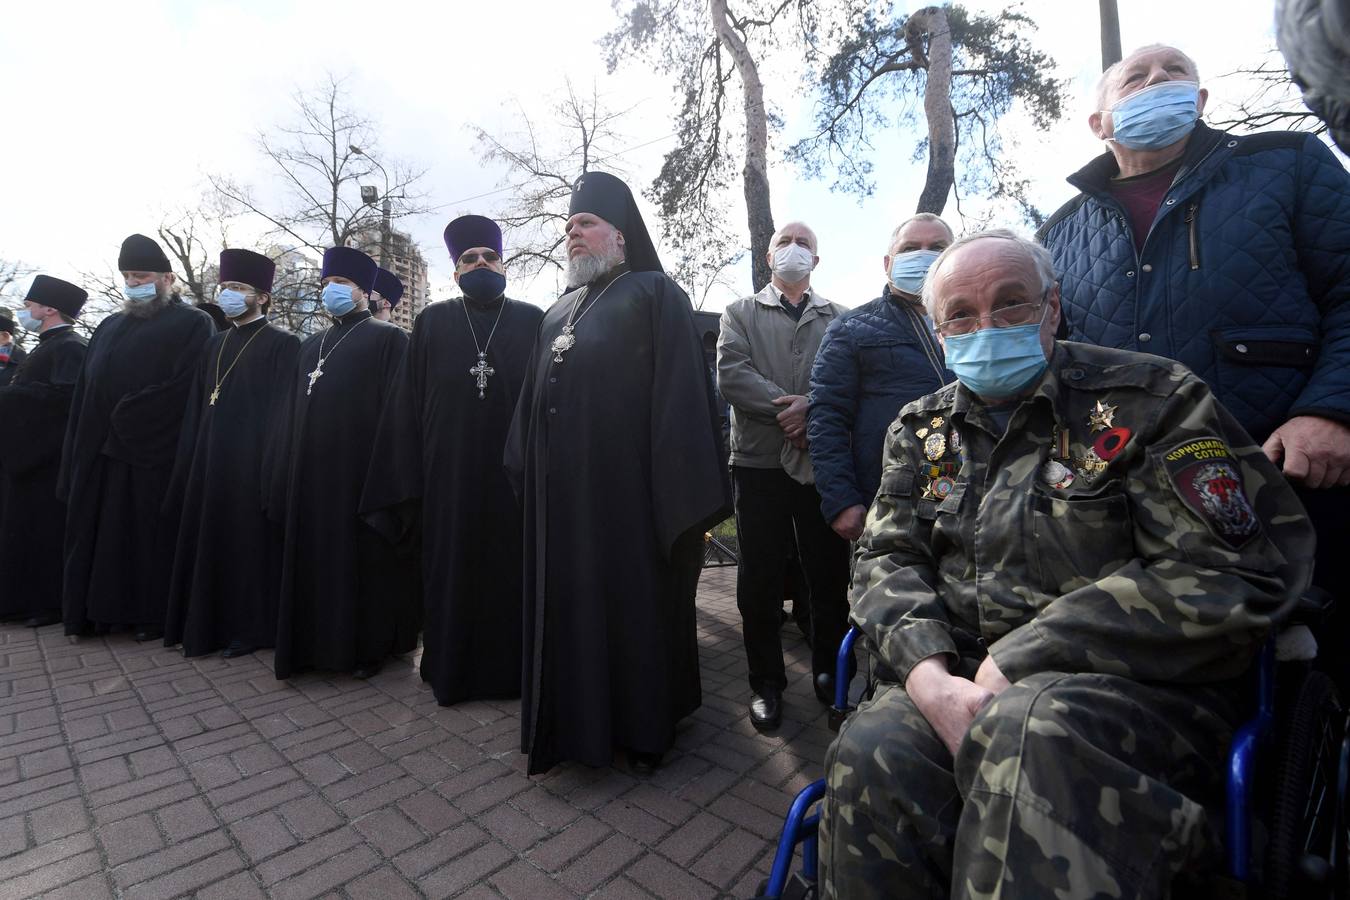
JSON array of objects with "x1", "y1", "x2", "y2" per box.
[
  {"x1": 0, "y1": 275, "x2": 89, "y2": 626},
  {"x1": 60, "y1": 234, "x2": 215, "y2": 640},
  {"x1": 362, "y1": 215, "x2": 542, "y2": 705},
  {"x1": 271, "y1": 246, "x2": 419, "y2": 679},
  {"x1": 163, "y1": 249, "x2": 299, "y2": 658},
  {"x1": 505, "y1": 172, "x2": 732, "y2": 774}
]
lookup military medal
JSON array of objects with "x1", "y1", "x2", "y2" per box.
[
  {"x1": 930, "y1": 416, "x2": 946, "y2": 430},
  {"x1": 1093, "y1": 426, "x2": 1132, "y2": 461},
  {"x1": 1087, "y1": 399, "x2": 1118, "y2": 432},
  {"x1": 1040, "y1": 458, "x2": 1076, "y2": 489},
  {"x1": 931, "y1": 475, "x2": 956, "y2": 498},
  {"x1": 948, "y1": 429, "x2": 962, "y2": 455},
  {"x1": 924, "y1": 431, "x2": 947, "y2": 461},
  {"x1": 1075, "y1": 448, "x2": 1110, "y2": 482},
  {"x1": 916, "y1": 427, "x2": 929, "y2": 439}
]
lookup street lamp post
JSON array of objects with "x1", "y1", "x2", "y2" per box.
[{"x1": 349, "y1": 145, "x2": 392, "y2": 271}]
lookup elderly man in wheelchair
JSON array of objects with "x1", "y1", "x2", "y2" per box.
[{"x1": 818, "y1": 230, "x2": 1316, "y2": 899}]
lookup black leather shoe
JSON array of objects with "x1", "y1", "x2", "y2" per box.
[
  {"x1": 23, "y1": 613, "x2": 60, "y2": 627},
  {"x1": 221, "y1": 641, "x2": 254, "y2": 659},
  {"x1": 352, "y1": 661, "x2": 384, "y2": 679},
  {"x1": 750, "y1": 690, "x2": 783, "y2": 731},
  {"x1": 133, "y1": 627, "x2": 163, "y2": 643},
  {"x1": 629, "y1": 750, "x2": 663, "y2": 775},
  {"x1": 814, "y1": 672, "x2": 835, "y2": 706}
]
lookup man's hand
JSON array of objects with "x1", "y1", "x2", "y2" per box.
[
  {"x1": 831, "y1": 504, "x2": 867, "y2": 541},
  {"x1": 974, "y1": 654, "x2": 1012, "y2": 697},
  {"x1": 772, "y1": 394, "x2": 810, "y2": 441},
  {"x1": 1262, "y1": 415, "x2": 1350, "y2": 489},
  {"x1": 905, "y1": 656, "x2": 993, "y2": 757}
]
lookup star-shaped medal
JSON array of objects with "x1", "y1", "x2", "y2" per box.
[{"x1": 1087, "y1": 400, "x2": 1117, "y2": 433}]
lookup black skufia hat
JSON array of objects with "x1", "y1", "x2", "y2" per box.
[
  {"x1": 218, "y1": 249, "x2": 276, "y2": 293},
  {"x1": 25, "y1": 274, "x2": 88, "y2": 318},
  {"x1": 118, "y1": 233, "x2": 172, "y2": 272},
  {"x1": 568, "y1": 171, "x2": 664, "y2": 275}
]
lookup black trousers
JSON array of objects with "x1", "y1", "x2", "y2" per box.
[{"x1": 732, "y1": 465, "x2": 850, "y2": 695}]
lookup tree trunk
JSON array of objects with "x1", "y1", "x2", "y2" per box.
[
  {"x1": 710, "y1": 0, "x2": 775, "y2": 291},
  {"x1": 1099, "y1": 0, "x2": 1122, "y2": 71},
  {"x1": 906, "y1": 7, "x2": 955, "y2": 215}
]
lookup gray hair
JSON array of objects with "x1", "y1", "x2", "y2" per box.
[
  {"x1": 887, "y1": 213, "x2": 955, "y2": 252},
  {"x1": 770, "y1": 220, "x2": 818, "y2": 254},
  {"x1": 920, "y1": 229, "x2": 1057, "y2": 318},
  {"x1": 1095, "y1": 44, "x2": 1201, "y2": 110}
]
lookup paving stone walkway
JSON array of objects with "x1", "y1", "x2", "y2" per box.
[{"x1": 0, "y1": 567, "x2": 837, "y2": 899}]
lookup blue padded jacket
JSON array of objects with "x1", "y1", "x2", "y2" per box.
[
  {"x1": 807, "y1": 287, "x2": 951, "y2": 522},
  {"x1": 1038, "y1": 123, "x2": 1350, "y2": 442}
]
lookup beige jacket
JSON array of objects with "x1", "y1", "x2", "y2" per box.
[{"x1": 717, "y1": 285, "x2": 844, "y2": 483}]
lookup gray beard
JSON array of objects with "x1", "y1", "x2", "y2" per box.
[
  {"x1": 566, "y1": 241, "x2": 625, "y2": 288},
  {"x1": 122, "y1": 290, "x2": 171, "y2": 319}
]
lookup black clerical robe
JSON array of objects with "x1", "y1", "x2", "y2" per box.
[
  {"x1": 60, "y1": 303, "x2": 215, "y2": 634},
  {"x1": 505, "y1": 268, "x2": 731, "y2": 774},
  {"x1": 164, "y1": 318, "x2": 299, "y2": 656},
  {"x1": 362, "y1": 296, "x2": 543, "y2": 704},
  {"x1": 273, "y1": 309, "x2": 419, "y2": 678},
  {"x1": 0, "y1": 328, "x2": 87, "y2": 620}
]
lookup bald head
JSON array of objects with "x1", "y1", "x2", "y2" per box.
[
  {"x1": 770, "y1": 221, "x2": 818, "y2": 254},
  {"x1": 1095, "y1": 44, "x2": 1201, "y2": 111}
]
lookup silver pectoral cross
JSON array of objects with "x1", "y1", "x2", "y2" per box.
[
  {"x1": 469, "y1": 353, "x2": 494, "y2": 400},
  {"x1": 209, "y1": 388, "x2": 220, "y2": 406},
  {"x1": 306, "y1": 360, "x2": 324, "y2": 396}
]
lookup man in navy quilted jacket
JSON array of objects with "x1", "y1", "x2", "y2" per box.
[
  {"x1": 1039, "y1": 44, "x2": 1350, "y2": 627},
  {"x1": 807, "y1": 214, "x2": 954, "y2": 543}
]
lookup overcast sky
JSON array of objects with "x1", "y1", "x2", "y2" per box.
[{"x1": 0, "y1": 0, "x2": 1306, "y2": 315}]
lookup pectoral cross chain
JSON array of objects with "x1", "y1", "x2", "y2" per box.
[{"x1": 469, "y1": 353, "x2": 494, "y2": 400}]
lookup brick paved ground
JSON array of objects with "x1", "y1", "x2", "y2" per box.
[{"x1": 0, "y1": 567, "x2": 838, "y2": 899}]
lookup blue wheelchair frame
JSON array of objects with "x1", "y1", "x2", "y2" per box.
[{"x1": 760, "y1": 626, "x2": 1297, "y2": 898}]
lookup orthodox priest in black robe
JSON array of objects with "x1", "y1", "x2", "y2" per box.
[
  {"x1": 164, "y1": 249, "x2": 299, "y2": 657},
  {"x1": 505, "y1": 172, "x2": 731, "y2": 775},
  {"x1": 272, "y1": 246, "x2": 418, "y2": 680},
  {"x1": 363, "y1": 215, "x2": 543, "y2": 706},
  {"x1": 60, "y1": 234, "x2": 215, "y2": 639},
  {"x1": 0, "y1": 276, "x2": 88, "y2": 626}
]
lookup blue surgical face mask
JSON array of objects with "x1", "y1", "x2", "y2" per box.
[
  {"x1": 1106, "y1": 80, "x2": 1200, "y2": 151},
  {"x1": 124, "y1": 282, "x2": 158, "y2": 303},
  {"x1": 942, "y1": 307, "x2": 1050, "y2": 399},
  {"x1": 216, "y1": 288, "x2": 250, "y2": 319},
  {"x1": 321, "y1": 282, "x2": 356, "y2": 316},
  {"x1": 889, "y1": 249, "x2": 941, "y2": 297},
  {"x1": 459, "y1": 268, "x2": 507, "y2": 303},
  {"x1": 17, "y1": 309, "x2": 45, "y2": 331}
]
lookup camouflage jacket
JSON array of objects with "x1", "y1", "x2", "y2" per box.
[{"x1": 851, "y1": 341, "x2": 1315, "y2": 687}]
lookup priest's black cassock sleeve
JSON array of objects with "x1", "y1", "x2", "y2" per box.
[
  {"x1": 504, "y1": 268, "x2": 732, "y2": 775},
  {"x1": 58, "y1": 303, "x2": 215, "y2": 634},
  {"x1": 0, "y1": 328, "x2": 87, "y2": 620},
  {"x1": 163, "y1": 319, "x2": 300, "y2": 655},
  {"x1": 361, "y1": 296, "x2": 543, "y2": 705},
  {"x1": 273, "y1": 310, "x2": 419, "y2": 678}
]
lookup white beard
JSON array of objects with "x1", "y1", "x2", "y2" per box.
[{"x1": 566, "y1": 232, "x2": 625, "y2": 287}]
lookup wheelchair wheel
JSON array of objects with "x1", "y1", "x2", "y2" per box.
[{"x1": 1265, "y1": 670, "x2": 1346, "y2": 899}]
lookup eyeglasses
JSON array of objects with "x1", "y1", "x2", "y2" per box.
[
  {"x1": 458, "y1": 250, "x2": 500, "y2": 266},
  {"x1": 934, "y1": 295, "x2": 1047, "y2": 337}
]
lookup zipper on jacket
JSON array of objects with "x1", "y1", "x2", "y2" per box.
[{"x1": 1184, "y1": 201, "x2": 1200, "y2": 270}]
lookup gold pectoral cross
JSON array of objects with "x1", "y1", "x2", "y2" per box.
[
  {"x1": 469, "y1": 353, "x2": 494, "y2": 400},
  {"x1": 306, "y1": 361, "x2": 324, "y2": 396},
  {"x1": 209, "y1": 387, "x2": 220, "y2": 406}
]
